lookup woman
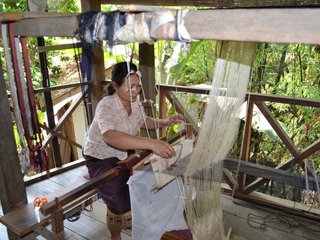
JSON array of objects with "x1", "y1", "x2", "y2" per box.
[{"x1": 83, "y1": 62, "x2": 184, "y2": 240}]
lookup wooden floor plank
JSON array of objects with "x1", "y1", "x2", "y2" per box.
[
  {"x1": 48, "y1": 166, "x2": 88, "y2": 186},
  {"x1": 64, "y1": 213, "x2": 109, "y2": 240}
]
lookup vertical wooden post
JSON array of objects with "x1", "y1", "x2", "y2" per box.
[
  {"x1": 139, "y1": 43, "x2": 157, "y2": 138},
  {"x1": 0, "y1": 50, "x2": 28, "y2": 240},
  {"x1": 37, "y1": 37, "x2": 62, "y2": 167},
  {"x1": 238, "y1": 99, "x2": 254, "y2": 189}
]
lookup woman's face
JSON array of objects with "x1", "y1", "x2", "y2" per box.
[{"x1": 116, "y1": 73, "x2": 142, "y2": 103}]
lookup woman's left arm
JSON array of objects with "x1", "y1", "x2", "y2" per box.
[{"x1": 143, "y1": 114, "x2": 185, "y2": 129}]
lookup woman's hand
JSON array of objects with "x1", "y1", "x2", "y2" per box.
[
  {"x1": 150, "y1": 139, "x2": 176, "y2": 158},
  {"x1": 164, "y1": 114, "x2": 185, "y2": 126}
]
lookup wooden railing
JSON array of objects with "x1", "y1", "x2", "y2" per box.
[
  {"x1": 157, "y1": 84, "x2": 320, "y2": 200},
  {"x1": 34, "y1": 82, "x2": 320, "y2": 202}
]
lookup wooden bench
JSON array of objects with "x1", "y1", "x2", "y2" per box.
[{"x1": 0, "y1": 175, "x2": 100, "y2": 239}]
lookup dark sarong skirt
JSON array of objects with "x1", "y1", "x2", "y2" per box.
[{"x1": 84, "y1": 155, "x2": 131, "y2": 228}]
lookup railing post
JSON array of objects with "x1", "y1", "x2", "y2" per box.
[{"x1": 238, "y1": 98, "x2": 254, "y2": 190}]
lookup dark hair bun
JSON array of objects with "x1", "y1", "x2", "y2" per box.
[{"x1": 111, "y1": 62, "x2": 138, "y2": 85}]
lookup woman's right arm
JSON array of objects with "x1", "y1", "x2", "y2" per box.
[{"x1": 103, "y1": 130, "x2": 176, "y2": 158}]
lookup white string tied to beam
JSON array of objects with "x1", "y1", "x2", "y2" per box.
[{"x1": 184, "y1": 57, "x2": 252, "y2": 240}]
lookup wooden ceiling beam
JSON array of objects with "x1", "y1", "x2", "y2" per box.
[
  {"x1": 100, "y1": 0, "x2": 320, "y2": 8},
  {"x1": 5, "y1": 8, "x2": 320, "y2": 45}
]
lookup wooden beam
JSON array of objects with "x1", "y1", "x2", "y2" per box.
[
  {"x1": 101, "y1": 0, "x2": 320, "y2": 8},
  {"x1": 158, "y1": 84, "x2": 210, "y2": 95},
  {"x1": 10, "y1": 15, "x2": 77, "y2": 37},
  {"x1": 40, "y1": 123, "x2": 82, "y2": 149},
  {"x1": 224, "y1": 158, "x2": 320, "y2": 191},
  {"x1": 37, "y1": 42, "x2": 81, "y2": 53},
  {"x1": 185, "y1": 8, "x2": 320, "y2": 45},
  {"x1": 34, "y1": 83, "x2": 85, "y2": 94},
  {"x1": 159, "y1": 86, "x2": 320, "y2": 108},
  {"x1": 6, "y1": 9, "x2": 320, "y2": 45},
  {"x1": 0, "y1": 12, "x2": 76, "y2": 22},
  {"x1": 249, "y1": 93, "x2": 320, "y2": 108},
  {"x1": 223, "y1": 168, "x2": 239, "y2": 190},
  {"x1": 244, "y1": 139, "x2": 320, "y2": 193}
]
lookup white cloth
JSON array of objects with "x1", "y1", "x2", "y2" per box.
[{"x1": 128, "y1": 165, "x2": 188, "y2": 240}]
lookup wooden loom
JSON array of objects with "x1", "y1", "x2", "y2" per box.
[{"x1": 0, "y1": 129, "x2": 190, "y2": 239}]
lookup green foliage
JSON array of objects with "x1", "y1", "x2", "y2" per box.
[
  {"x1": 58, "y1": 0, "x2": 79, "y2": 13},
  {"x1": 3, "y1": 0, "x2": 27, "y2": 12},
  {"x1": 168, "y1": 41, "x2": 217, "y2": 86}
]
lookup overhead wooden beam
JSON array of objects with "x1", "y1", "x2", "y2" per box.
[
  {"x1": 0, "y1": 12, "x2": 75, "y2": 22},
  {"x1": 6, "y1": 8, "x2": 320, "y2": 45},
  {"x1": 100, "y1": 0, "x2": 320, "y2": 8},
  {"x1": 5, "y1": 14, "x2": 77, "y2": 37},
  {"x1": 185, "y1": 8, "x2": 320, "y2": 45}
]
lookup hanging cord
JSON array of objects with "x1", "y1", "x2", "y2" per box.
[
  {"x1": 8, "y1": 23, "x2": 36, "y2": 167},
  {"x1": 1, "y1": 23, "x2": 29, "y2": 173},
  {"x1": 20, "y1": 37, "x2": 50, "y2": 173},
  {"x1": 14, "y1": 37, "x2": 34, "y2": 138}
]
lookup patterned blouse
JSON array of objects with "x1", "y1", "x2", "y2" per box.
[{"x1": 83, "y1": 93, "x2": 146, "y2": 160}]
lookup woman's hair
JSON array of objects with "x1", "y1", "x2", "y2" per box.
[{"x1": 106, "y1": 62, "x2": 138, "y2": 95}]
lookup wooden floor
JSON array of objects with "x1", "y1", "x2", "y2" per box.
[{"x1": 1, "y1": 165, "x2": 320, "y2": 240}]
